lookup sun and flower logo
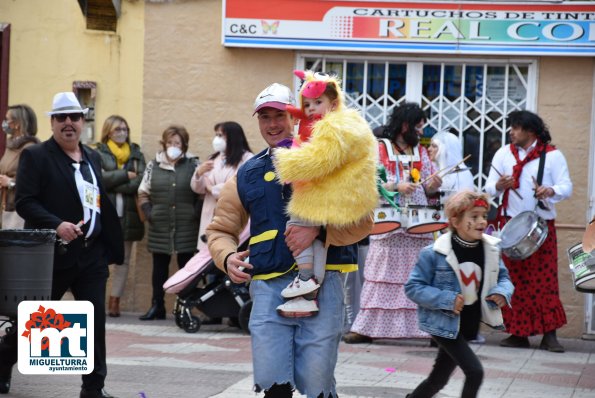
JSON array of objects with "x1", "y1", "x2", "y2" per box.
[{"x1": 18, "y1": 300, "x2": 94, "y2": 375}]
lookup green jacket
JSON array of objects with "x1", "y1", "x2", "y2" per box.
[
  {"x1": 95, "y1": 142, "x2": 146, "y2": 241},
  {"x1": 144, "y1": 155, "x2": 199, "y2": 254}
]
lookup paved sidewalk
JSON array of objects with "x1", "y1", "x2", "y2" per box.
[{"x1": 3, "y1": 313, "x2": 595, "y2": 397}]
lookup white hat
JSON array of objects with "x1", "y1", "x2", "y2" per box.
[
  {"x1": 253, "y1": 83, "x2": 295, "y2": 115},
  {"x1": 46, "y1": 92, "x2": 89, "y2": 116}
]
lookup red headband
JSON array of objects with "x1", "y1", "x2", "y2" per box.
[{"x1": 473, "y1": 198, "x2": 489, "y2": 209}]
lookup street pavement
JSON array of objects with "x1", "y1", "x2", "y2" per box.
[{"x1": 3, "y1": 312, "x2": 595, "y2": 398}]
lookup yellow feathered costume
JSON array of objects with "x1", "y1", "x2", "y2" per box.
[{"x1": 273, "y1": 72, "x2": 378, "y2": 227}]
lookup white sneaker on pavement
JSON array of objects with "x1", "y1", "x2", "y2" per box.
[
  {"x1": 276, "y1": 297, "x2": 319, "y2": 318},
  {"x1": 281, "y1": 275, "x2": 320, "y2": 298}
]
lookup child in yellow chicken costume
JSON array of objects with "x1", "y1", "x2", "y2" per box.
[{"x1": 273, "y1": 70, "x2": 378, "y2": 316}]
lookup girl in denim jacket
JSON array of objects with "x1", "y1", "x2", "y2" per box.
[{"x1": 405, "y1": 190, "x2": 514, "y2": 398}]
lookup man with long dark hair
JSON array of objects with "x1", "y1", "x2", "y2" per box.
[
  {"x1": 344, "y1": 102, "x2": 442, "y2": 344},
  {"x1": 485, "y1": 110, "x2": 572, "y2": 352}
]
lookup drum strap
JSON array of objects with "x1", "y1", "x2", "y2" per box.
[
  {"x1": 496, "y1": 142, "x2": 555, "y2": 228},
  {"x1": 536, "y1": 149, "x2": 548, "y2": 210}
]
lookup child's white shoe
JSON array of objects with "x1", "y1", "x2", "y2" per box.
[
  {"x1": 281, "y1": 275, "x2": 320, "y2": 298},
  {"x1": 276, "y1": 297, "x2": 319, "y2": 318}
]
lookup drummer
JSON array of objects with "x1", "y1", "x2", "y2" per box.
[
  {"x1": 344, "y1": 102, "x2": 442, "y2": 344},
  {"x1": 485, "y1": 110, "x2": 572, "y2": 352}
]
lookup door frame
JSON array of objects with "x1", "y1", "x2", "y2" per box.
[{"x1": 0, "y1": 23, "x2": 10, "y2": 157}]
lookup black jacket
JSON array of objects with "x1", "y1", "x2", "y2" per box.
[{"x1": 15, "y1": 137, "x2": 124, "y2": 269}]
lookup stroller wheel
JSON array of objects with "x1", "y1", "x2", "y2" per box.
[
  {"x1": 175, "y1": 312, "x2": 184, "y2": 329},
  {"x1": 173, "y1": 298, "x2": 184, "y2": 328},
  {"x1": 238, "y1": 299, "x2": 252, "y2": 335},
  {"x1": 183, "y1": 315, "x2": 201, "y2": 333}
]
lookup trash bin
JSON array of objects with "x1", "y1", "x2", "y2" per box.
[{"x1": 0, "y1": 229, "x2": 56, "y2": 318}]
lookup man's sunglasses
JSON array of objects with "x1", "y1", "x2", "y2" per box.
[{"x1": 53, "y1": 113, "x2": 84, "y2": 123}]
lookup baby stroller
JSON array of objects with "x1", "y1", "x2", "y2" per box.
[{"x1": 163, "y1": 226, "x2": 252, "y2": 334}]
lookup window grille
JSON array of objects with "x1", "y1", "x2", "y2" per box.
[{"x1": 299, "y1": 54, "x2": 536, "y2": 194}]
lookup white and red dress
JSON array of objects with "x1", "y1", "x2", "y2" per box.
[{"x1": 351, "y1": 141, "x2": 437, "y2": 339}]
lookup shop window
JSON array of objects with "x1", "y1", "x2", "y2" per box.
[
  {"x1": 299, "y1": 54, "x2": 535, "y2": 194},
  {"x1": 304, "y1": 58, "x2": 407, "y2": 129},
  {"x1": 421, "y1": 63, "x2": 529, "y2": 190}
]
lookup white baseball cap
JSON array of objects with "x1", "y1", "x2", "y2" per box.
[
  {"x1": 253, "y1": 83, "x2": 295, "y2": 115},
  {"x1": 46, "y1": 92, "x2": 89, "y2": 116}
]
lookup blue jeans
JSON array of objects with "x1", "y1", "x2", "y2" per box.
[{"x1": 249, "y1": 271, "x2": 344, "y2": 398}]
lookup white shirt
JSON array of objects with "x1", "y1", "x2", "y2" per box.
[
  {"x1": 440, "y1": 167, "x2": 475, "y2": 202},
  {"x1": 484, "y1": 141, "x2": 572, "y2": 220}
]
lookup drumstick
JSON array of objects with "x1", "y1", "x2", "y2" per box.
[
  {"x1": 58, "y1": 220, "x2": 85, "y2": 246},
  {"x1": 532, "y1": 176, "x2": 551, "y2": 211},
  {"x1": 419, "y1": 155, "x2": 471, "y2": 186},
  {"x1": 490, "y1": 164, "x2": 524, "y2": 200}
]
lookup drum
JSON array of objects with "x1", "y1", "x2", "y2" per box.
[
  {"x1": 371, "y1": 207, "x2": 402, "y2": 235},
  {"x1": 499, "y1": 211, "x2": 548, "y2": 260},
  {"x1": 567, "y1": 242, "x2": 595, "y2": 293},
  {"x1": 405, "y1": 205, "x2": 448, "y2": 234}
]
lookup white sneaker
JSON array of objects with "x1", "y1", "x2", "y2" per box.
[
  {"x1": 276, "y1": 297, "x2": 319, "y2": 318},
  {"x1": 281, "y1": 275, "x2": 320, "y2": 298},
  {"x1": 470, "y1": 334, "x2": 486, "y2": 344}
]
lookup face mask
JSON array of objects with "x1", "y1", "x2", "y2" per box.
[
  {"x1": 166, "y1": 146, "x2": 183, "y2": 160},
  {"x1": 2, "y1": 120, "x2": 13, "y2": 135},
  {"x1": 111, "y1": 131, "x2": 128, "y2": 144},
  {"x1": 212, "y1": 136, "x2": 227, "y2": 153}
]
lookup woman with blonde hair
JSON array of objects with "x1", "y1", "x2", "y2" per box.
[
  {"x1": 95, "y1": 115, "x2": 146, "y2": 317},
  {"x1": 0, "y1": 104, "x2": 40, "y2": 229}
]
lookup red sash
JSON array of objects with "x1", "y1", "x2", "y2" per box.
[
  {"x1": 378, "y1": 140, "x2": 397, "y2": 179},
  {"x1": 497, "y1": 141, "x2": 555, "y2": 228}
]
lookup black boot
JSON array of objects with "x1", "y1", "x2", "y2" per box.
[
  {"x1": 540, "y1": 330, "x2": 564, "y2": 353},
  {"x1": 139, "y1": 301, "x2": 166, "y2": 321},
  {"x1": 0, "y1": 329, "x2": 15, "y2": 394},
  {"x1": 0, "y1": 363, "x2": 12, "y2": 394},
  {"x1": 499, "y1": 334, "x2": 530, "y2": 348}
]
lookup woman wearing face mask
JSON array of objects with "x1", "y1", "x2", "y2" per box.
[
  {"x1": 189, "y1": 122, "x2": 252, "y2": 325},
  {"x1": 0, "y1": 104, "x2": 39, "y2": 229},
  {"x1": 137, "y1": 125, "x2": 200, "y2": 320},
  {"x1": 95, "y1": 115, "x2": 146, "y2": 317},
  {"x1": 191, "y1": 121, "x2": 253, "y2": 253}
]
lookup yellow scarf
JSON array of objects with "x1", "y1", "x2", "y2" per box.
[{"x1": 107, "y1": 140, "x2": 131, "y2": 169}]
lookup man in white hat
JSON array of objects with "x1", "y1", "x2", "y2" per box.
[
  {"x1": 207, "y1": 83, "x2": 372, "y2": 397},
  {"x1": 0, "y1": 92, "x2": 124, "y2": 398}
]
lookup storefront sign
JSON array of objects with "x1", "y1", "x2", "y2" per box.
[{"x1": 223, "y1": 0, "x2": 595, "y2": 56}]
